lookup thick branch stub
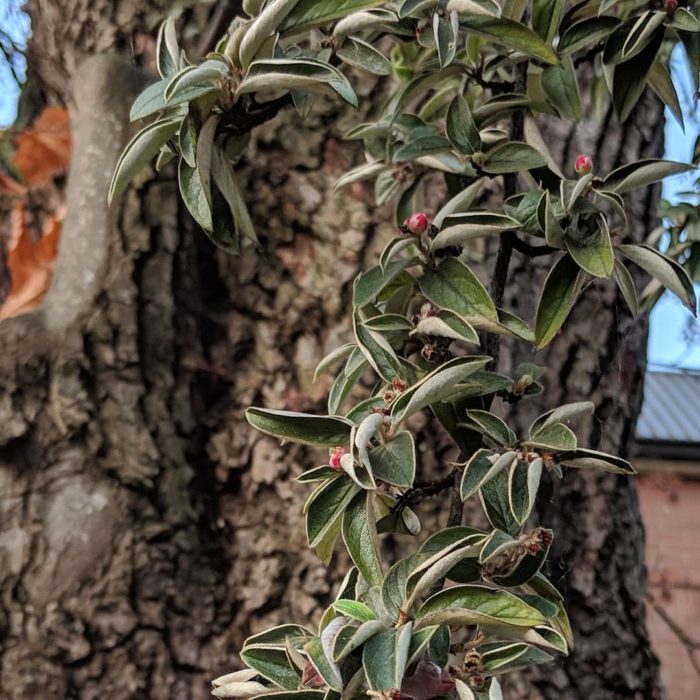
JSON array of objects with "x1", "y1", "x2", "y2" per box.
[{"x1": 42, "y1": 54, "x2": 140, "y2": 335}]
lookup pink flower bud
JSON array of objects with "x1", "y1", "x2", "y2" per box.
[
  {"x1": 575, "y1": 154, "x2": 593, "y2": 176},
  {"x1": 664, "y1": 0, "x2": 678, "y2": 11},
  {"x1": 405, "y1": 212, "x2": 429, "y2": 235},
  {"x1": 329, "y1": 447, "x2": 347, "y2": 471}
]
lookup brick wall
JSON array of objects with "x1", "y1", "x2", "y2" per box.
[{"x1": 636, "y1": 467, "x2": 700, "y2": 699}]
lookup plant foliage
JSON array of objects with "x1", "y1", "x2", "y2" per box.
[{"x1": 110, "y1": 0, "x2": 699, "y2": 697}]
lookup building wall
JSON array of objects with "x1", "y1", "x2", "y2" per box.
[{"x1": 636, "y1": 464, "x2": 700, "y2": 699}]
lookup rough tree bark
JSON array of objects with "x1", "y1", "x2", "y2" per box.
[{"x1": 0, "y1": 2, "x2": 665, "y2": 699}]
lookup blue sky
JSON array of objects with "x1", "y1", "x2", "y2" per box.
[
  {"x1": 0, "y1": 2, "x2": 28, "y2": 126},
  {"x1": 647, "y1": 46, "x2": 700, "y2": 370},
  {"x1": 0, "y1": 12, "x2": 698, "y2": 369}
]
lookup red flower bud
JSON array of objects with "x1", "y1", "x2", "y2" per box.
[
  {"x1": 664, "y1": 0, "x2": 678, "y2": 11},
  {"x1": 302, "y1": 663, "x2": 325, "y2": 689},
  {"x1": 575, "y1": 154, "x2": 593, "y2": 176},
  {"x1": 406, "y1": 212, "x2": 429, "y2": 235},
  {"x1": 329, "y1": 447, "x2": 347, "y2": 471}
]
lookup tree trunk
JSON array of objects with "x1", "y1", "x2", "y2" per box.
[{"x1": 0, "y1": 3, "x2": 664, "y2": 699}]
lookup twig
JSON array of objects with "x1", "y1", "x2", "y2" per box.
[
  {"x1": 446, "y1": 469, "x2": 463, "y2": 527},
  {"x1": 485, "y1": 62, "x2": 527, "y2": 364},
  {"x1": 222, "y1": 93, "x2": 294, "y2": 132},
  {"x1": 510, "y1": 236, "x2": 555, "y2": 258},
  {"x1": 393, "y1": 470, "x2": 458, "y2": 510},
  {"x1": 648, "y1": 593, "x2": 700, "y2": 678}
]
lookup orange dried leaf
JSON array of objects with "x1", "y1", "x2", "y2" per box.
[
  {"x1": 14, "y1": 106, "x2": 71, "y2": 185},
  {"x1": 0, "y1": 205, "x2": 61, "y2": 320}
]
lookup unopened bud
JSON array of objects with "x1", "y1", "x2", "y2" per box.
[
  {"x1": 405, "y1": 212, "x2": 429, "y2": 235},
  {"x1": 392, "y1": 377, "x2": 408, "y2": 393},
  {"x1": 663, "y1": 0, "x2": 678, "y2": 11},
  {"x1": 575, "y1": 154, "x2": 593, "y2": 176},
  {"x1": 302, "y1": 663, "x2": 325, "y2": 689},
  {"x1": 329, "y1": 447, "x2": 348, "y2": 471}
]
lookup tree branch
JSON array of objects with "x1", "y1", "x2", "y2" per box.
[
  {"x1": 222, "y1": 93, "x2": 295, "y2": 132},
  {"x1": 510, "y1": 236, "x2": 556, "y2": 258},
  {"x1": 394, "y1": 470, "x2": 458, "y2": 509},
  {"x1": 648, "y1": 593, "x2": 700, "y2": 679},
  {"x1": 485, "y1": 62, "x2": 528, "y2": 364}
]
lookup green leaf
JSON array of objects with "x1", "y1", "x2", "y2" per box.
[
  {"x1": 481, "y1": 643, "x2": 552, "y2": 676},
  {"x1": 558, "y1": 16, "x2": 620, "y2": 55},
  {"x1": 532, "y1": 0, "x2": 564, "y2": 44},
  {"x1": 405, "y1": 541, "x2": 484, "y2": 610},
  {"x1": 415, "y1": 585, "x2": 546, "y2": 629},
  {"x1": 432, "y1": 212, "x2": 520, "y2": 250},
  {"x1": 461, "y1": 410, "x2": 516, "y2": 446},
  {"x1": 315, "y1": 344, "x2": 355, "y2": 382},
  {"x1": 557, "y1": 447, "x2": 635, "y2": 474},
  {"x1": 482, "y1": 142, "x2": 547, "y2": 174},
  {"x1": 305, "y1": 635, "x2": 341, "y2": 691},
  {"x1": 617, "y1": 244, "x2": 697, "y2": 313},
  {"x1": 534, "y1": 254, "x2": 584, "y2": 350},
  {"x1": 508, "y1": 458, "x2": 542, "y2": 524},
  {"x1": 529, "y1": 401, "x2": 594, "y2": 434},
  {"x1": 179, "y1": 158, "x2": 213, "y2": 231},
  {"x1": 244, "y1": 693, "x2": 325, "y2": 700},
  {"x1": 497, "y1": 309, "x2": 535, "y2": 343},
  {"x1": 446, "y1": 95, "x2": 482, "y2": 154},
  {"x1": 281, "y1": 0, "x2": 386, "y2": 32},
  {"x1": 648, "y1": 60, "x2": 684, "y2": 129},
  {"x1": 333, "y1": 599, "x2": 376, "y2": 622},
  {"x1": 541, "y1": 57, "x2": 581, "y2": 121},
  {"x1": 412, "y1": 310, "x2": 480, "y2": 345},
  {"x1": 335, "y1": 161, "x2": 389, "y2": 190},
  {"x1": 382, "y1": 555, "x2": 423, "y2": 621},
  {"x1": 613, "y1": 260, "x2": 639, "y2": 318},
  {"x1": 156, "y1": 18, "x2": 180, "y2": 79},
  {"x1": 362, "y1": 624, "x2": 413, "y2": 693},
  {"x1": 565, "y1": 224, "x2": 614, "y2": 278},
  {"x1": 239, "y1": 58, "x2": 358, "y2": 107},
  {"x1": 479, "y1": 468, "x2": 520, "y2": 535},
  {"x1": 460, "y1": 16, "x2": 560, "y2": 65},
  {"x1": 400, "y1": 0, "x2": 438, "y2": 17},
  {"x1": 109, "y1": 117, "x2": 180, "y2": 204},
  {"x1": 670, "y1": 8, "x2": 700, "y2": 32},
  {"x1": 525, "y1": 421, "x2": 577, "y2": 450},
  {"x1": 393, "y1": 135, "x2": 453, "y2": 162},
  {"x1": 240, "y1": 648, "x2": 301, "y2": 689},
  {"x1": 354, "y1": 261, "x2": 411, "y2": 309},
  {"x1": 368, "y1": 431, "x2": 416, "y2": 488},
  {"x1": 611, "y1": 26, "x2": 663, "y2": 122},
  {"x1": 297, "y1": 466, "x2": 341, "y2": 483},
  {"x1": 246, "y1": 408, "x2": 353, "y2": 447},
  {"x1": 164, "y1": 59, "x2": 229, "y2": 106},
  {"x1": 332, "y1": 620, "x2": 387, "y2": 662},
  {"x1": 328, "y1": 348, "x2": 368, "y2": 414},
  {"x1": 363, "y1": 314, "x2": 414, "y2": 333},
  {"x1": 239, "y1": 0, "x2": 302, "y2": 67},
  {"x1": 129, "y1": 78, "x2": 170, "y2": 121},
  {"x1": 419, "y1": 257, "x2": 498, "y2": 321},
  {"x1": 337, "y1": 36, "x2": 392, "y2": 75},
  {"x1": 342, "y1": 492, "x2": 383, "y2": 586},
  {"x1": 461, "y1": 450, "x2": 517, "y2": 501},
  {"x1": 391, "y1": 356, "x2": 490, "y2": 424},
  {"x1": 211, "y1": 147, "x2": 260, "y2": 247},
  {"x1": 434, "y1": 12, "x2": 458, "y2": 68},
  {"x1": 420, "y1": 526, "x2": 485, "y2": 584},
  {"x1": 354, "y1": 315, "x2": 404, "y2": 382},
  {"x1": 306, "y1": 476, "x2": 360, "y2": 547},
  {"x1": 244, "y1": 624, "x2": 312, "y2": 650},
  {"x1": 603, "y1": 159, "x2": 695, "y2": 194}
]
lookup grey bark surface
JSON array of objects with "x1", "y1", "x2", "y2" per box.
[{"x1": 0, "y1": 2, "x2": 664, "y2": 699}]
